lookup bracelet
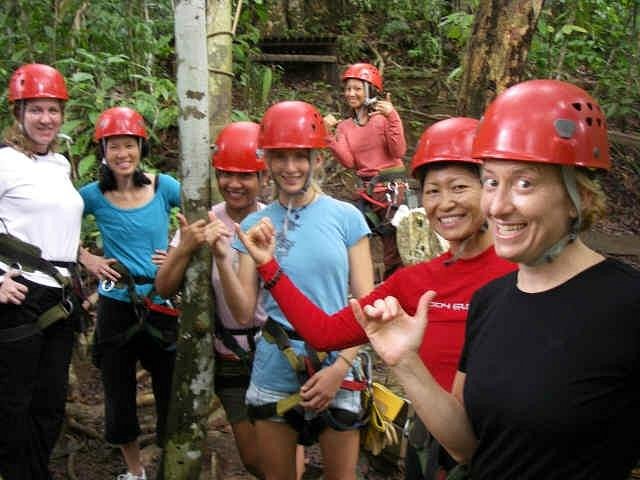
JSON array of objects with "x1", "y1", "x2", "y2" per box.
[
  {"x1": 337, "y1": 353, "x2": 354, "y2": 369},
  {"x1": 263, "y1": 268, "x2": 282, "y2": 290}
]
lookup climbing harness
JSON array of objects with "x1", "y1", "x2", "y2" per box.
[
  {"x1": 247, "y1": 318, "x2": 368, "y2": 445},
  {"x1": 356, "y1": 166, "x2": 419, "y2": 237},
  {"x1": 212, "y1": 308, "x2": 260, "y2": 389},
  {"x1": 358, "y1": 350, "x2": 412, "y2": 456},
  {"x1": 0, "y1": 232, "x2": 75, "y2": 342},
  {"x1": 93, "y1": 262, "x2": 179, "y2": 358}
]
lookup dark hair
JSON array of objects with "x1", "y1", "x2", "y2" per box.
[
  {"x1": 97, "y1": 136, "x2": 151, "y2": 192},
  {"x1": 98, "y1": 163, "x2": 151, "y2": 192},
  {"x1": 415, "y1": 161, "x2": 481, "y2": 191}
]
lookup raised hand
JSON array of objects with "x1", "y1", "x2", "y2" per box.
[
  {"x1": 350, "y1": 290, "x2": 435, "y2": 366},
  {"x1": 175, "y1": 212, "x2": 209, "y2": 255},
  {"x1": 0, "y1": 269, "x2": 28, "y2": 304},
  {"x1": 371, "y1": 92, "x2": 395, "y2": 117},
  {"x1": 204, "y1": 211, "x2": 232, "y2": 260},
  {"x1": 235, "y1": 217, "x2": 276, "y2": 266},
  {"x1": 323, "y1": 113, "x2": 339, "y2": 131}
]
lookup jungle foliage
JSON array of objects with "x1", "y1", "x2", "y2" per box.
[{"x1": 0, "y1": 0, "x2": 638, "y2": 187}]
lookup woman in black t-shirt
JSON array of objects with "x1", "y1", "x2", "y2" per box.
[{"x1": 348, "y1": 79, "x2": 640, "y2": 479}]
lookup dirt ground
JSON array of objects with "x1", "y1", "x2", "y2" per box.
[{"x1": 50, "y1": 345, "x2": 408, "y2": 480}]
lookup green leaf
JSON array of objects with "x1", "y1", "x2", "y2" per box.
[
  {"x1": 71, "y1": 72, "x2": 94, "y2": 83},
  {"x1": 78, "y1": 154, "x2": 97, "y2": 179},
  {"x1": 61, "y1": 119, "x2": 84, "y2": 135}
]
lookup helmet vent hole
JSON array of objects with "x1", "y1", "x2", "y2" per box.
[
  {"x1": 587, "y1": 103, "x2": 593, "y2": 110},
  {"x1": 572, "y1": 102, "x2": 582, "y2": 111},
  {"x1": 554, "y1": 119, "x2": 576, "y2": 139},
  {"x1": 597, "y1": 118, "x2": 602, "y2": 127},
  {"x1": 586, "y1": 117, "x2": 593, "y2": 127}
]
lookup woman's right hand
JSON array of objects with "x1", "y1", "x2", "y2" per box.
[
  {"x1": 81, "y1": 250, "x2": 120, "y2": 283},
  {"x1": 0, "y1": 269, "x2": 28, "y2": 304},
  {"x1": 235, "y1": 217, "x2": 276, "y2": 266},
  {"x1": 350, "y1": 290, "x2": 435, "y2": 366}
]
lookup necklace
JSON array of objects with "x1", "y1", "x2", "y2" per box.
[{"x1": 280, "y1": 192, "x2": 318, "y2": 236}]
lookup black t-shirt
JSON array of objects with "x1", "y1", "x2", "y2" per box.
[{"x1": 460, "y1": 258, "x2": 640, "y2": 479}]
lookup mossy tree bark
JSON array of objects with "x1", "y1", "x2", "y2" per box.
[
  {"x1": 206, "y1": 0, "x2": 232, "y2": 204},
  {"x1": 457, "y1": 0, "x2": 546, "y2": 117},
  {"x1": 158, "y1": 1, "x2": 213, "y2": 478}
]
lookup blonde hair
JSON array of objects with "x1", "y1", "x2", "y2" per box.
[{"x1": 575, "y1": 167, "x2": 607, "y2": 232}]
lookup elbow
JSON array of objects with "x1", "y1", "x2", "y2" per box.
[
  {"x1": 445, "y1": 439, "x2": 477, "y2": 465},
  {"x1": 154, "y1": 280, "x2": 174, "y2": 298}
]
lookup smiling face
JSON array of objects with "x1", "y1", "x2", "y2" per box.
[
  {"x1": 22, "y1": 99, "x2": 63, "y2": 153},
  {"x1": 343, "y1": 78, "x2": 366, "y2": 110},
  {"x1": 266, "y1": 148, "x2": 318, "y2": 200},
  {"x1": 480, "y1": 160, "x2": 577, "y2": 265},
  {"x1": 422, "y1": 163, "x2": 485, "y2": 249},
  {"x1": 104, "y1": 135, "x2": 141, "y2": 177},
  {"x1": 216, "y1": 170, "x2": 261, "y2": 217}
]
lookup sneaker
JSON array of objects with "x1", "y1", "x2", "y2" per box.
[{"x1": 116, "y1": 469, "x2": 146, "y2": 480}]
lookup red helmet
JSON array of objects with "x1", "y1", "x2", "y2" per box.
[
  {"x1": 342, "y1": 63, "x2": 383, "y2": 91},
  {"x1": 212, "y1": 122, "x2": 266, "y2": 172},
  {"x1": 410, "y1": 117, "x2": 481, "y2": 177},
  {"x1": 472, "y1": 79, "x2": 610, "y2": 170},
  {"x1": 94, "y1": 107, "x2": 148, "y2": 141},
  {"x1": 8, "y1": 63, "x2": 69, "y2": 102},
  {"x1": 258, "y1": 101, "x2": 328, "y2": 150}
]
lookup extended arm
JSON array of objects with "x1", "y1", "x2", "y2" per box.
[
  {"x1": 155, "y1": 213, "x2": 209, "y2": 297},
  {"x1": 371, "y1": 93, "x2": 406, "y2": 159},
  {"x1": 327, "y1": 122, "x2": 356, "y2": 170},
  {"x1": 351, "y1": 293, "x2": 477, "y2": 463},
  {"x1": 239, "y1": 218, "x2": 392, "y2": 350},
  {"x1": 299, "y1": 233, "x2": 374, "y2": 410},
  {"x1": 383, "y1": 108, "x2": 407, "y2": 158},
  {"x1": 214, "y1": 235, "x2": 260, "y2": 326}
]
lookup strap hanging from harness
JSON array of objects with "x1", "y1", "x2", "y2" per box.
[
  {"x1": 0, "y1": 233, "x2": 74, "y2": 343},
  {"x1": 97, "y1": 262, "x2": 179, "y2": 349},
  {"x1": 212, "y1": 308, "x2": 259, "y2": 368}
]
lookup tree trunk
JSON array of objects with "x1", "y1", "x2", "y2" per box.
[
  {"x1": 457, "y1": 0, "x2": 546, "y2": 117},
  {"x1": 206, "y1": 0, "x2": 233, "y2": 204},
  {"x1": 159, "y1": 1, "x2": 213, "y2": 478}
]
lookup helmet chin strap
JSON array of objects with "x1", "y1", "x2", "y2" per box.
[
  {"x1": 353, "y1": 82, "x2": 374, "y2": 126},
  {"x1": 526, "y1": 166, "x2": 582, "y2": 266},
  {"x1": 276, "y1": 150, "x2": 317, "y2": 238},
  {"x1": 444, "y1": 221, "x2": 488, "y2": 265}
]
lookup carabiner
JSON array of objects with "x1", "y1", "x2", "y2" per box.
[{"x1": 101, "y1": 279, "x2": 115, "y2": 292}]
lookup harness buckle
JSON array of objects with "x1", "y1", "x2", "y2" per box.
[
  {"x1": 62, "y1": 297, "x2": 74, "y2": 316},
  {"x1": 10, "y1": 262, "x2": 23, "y2": 274},
  {"x1": 101, "y1": 279, "x2": 115, "y2": 292}
]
